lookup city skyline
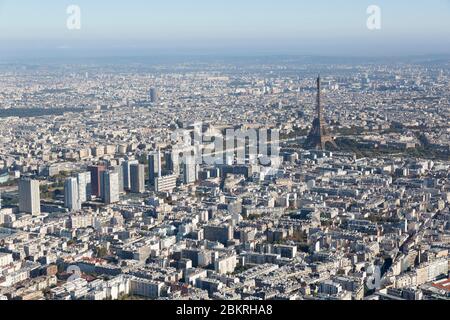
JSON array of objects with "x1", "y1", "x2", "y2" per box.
[{"x1": 0, "y1": 1, "x2": 449, "y2": 306}]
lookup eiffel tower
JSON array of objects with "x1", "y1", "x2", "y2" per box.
[{"x1": 304, "y1": 75, "x2": 337, "y2": 150}]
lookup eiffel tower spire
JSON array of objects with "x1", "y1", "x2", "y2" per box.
[
  {"x1": 303, "y1": 75, "x2": 337, "y2": 151},
  {"x1": 317, "y1": 74, "x2": 322, "y2": 121}
]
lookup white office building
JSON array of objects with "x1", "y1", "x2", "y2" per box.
[
  {"x1": 102, "y1": 171, "x2": 120, "y2": 204},
  {"x1": 64, "y1": 177, "x2": 81, "y2": 211},
  {"x1": 77, "y1": 171, "x2": 91, "y2": 202},
  {"x1": 19, "y1": 178, "x2": 41, "y2": 215}
]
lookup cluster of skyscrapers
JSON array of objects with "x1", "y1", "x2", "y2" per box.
[{"x1": 54, "y1": 147, "x2": 195, "y2": 212}]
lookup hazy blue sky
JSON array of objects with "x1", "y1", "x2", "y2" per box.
[{"x1": 0, "y1": 0, "x2": 449, "y2": 57}]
